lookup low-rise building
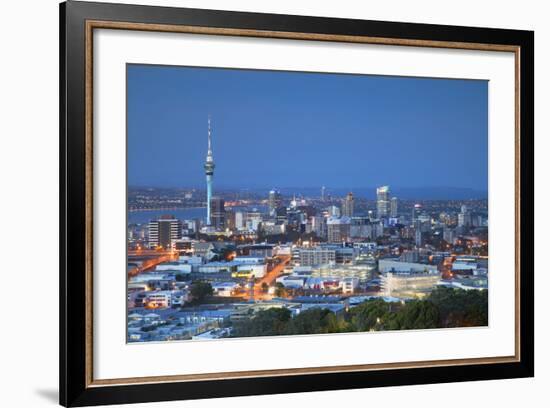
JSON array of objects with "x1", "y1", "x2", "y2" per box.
[
  {"x1": 341, "y1": 277, "x2": 360, "y2": 294},
  {"x1": 276, "y1": 275, "x2": 307, "y2": 289},
  {"x1": 299, "y1": 247, "x2": 336, "y2": 266},
  {"x1": 233, "y1": 264, "x2": 267, "y2": 279},
  {"x1": 144, "y1": 290, "x2": 188, "y2": 309},
  {"x1": 155, "y1": 262, "x2": 192, "y2": 273},
  {"x1": 380, "y1": 270, "x2": 441, "y2": 299},
  {"x1": 197, "y1": 261, "x2": 238, "y2": 274},
  {"x1": 211, "y1": 282, "x2": 239, "y2": 297},
  {"x1": 378, "y1": 259, "x2": 438, "y2": 274},
  {"x1": 233, "y1": 256, "x2": 265, "y2": 265}
]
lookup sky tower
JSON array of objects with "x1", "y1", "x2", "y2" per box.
[{"x1": 204, "y1": 116, "x2": 215, "y2": 226}]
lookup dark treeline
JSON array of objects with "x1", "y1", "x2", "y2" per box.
[{"x1": 231, "y1": 287, "x2": 488, "y2": 338}]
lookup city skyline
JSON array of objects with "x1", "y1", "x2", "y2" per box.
[
  {"x1": 127, "y1": 185, "x2": 488, "y2": 201},
  {"x1": 127, "y1": 64, "x2": 488, "y2": 191},
  {"x1": 126, "y1": 63, "x2": 489, "y2": 343}
]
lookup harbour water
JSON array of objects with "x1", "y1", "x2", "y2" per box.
[{"x1": 128, "y1": 205, "x2": 268, "y2": 224}]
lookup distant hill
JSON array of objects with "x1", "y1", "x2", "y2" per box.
[{"x1": 257, "y1": 186, "x2": 488, "y2": 200}]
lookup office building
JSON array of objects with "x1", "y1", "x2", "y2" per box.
[
  {"x1": 148, "y1": 215, "x2": 182, "y2": 249},
  {"x1": 342, "y1": 192, "x2": 354, "y2": 217},
  {"x1": 268, "y1": 189, "x2": 283, "y2": 215},
  {"x1": 378, "y1": 259, "x2": 438, "y2": 274},
  {"x1": 327, "y1": 205, "x2": 341, "y2": 217},
  {"x1": 299, "y1": 247, "x2": 337, "y2": 266},
  {"x1": 327, "y1": 216, "x2": 351, "y2": 243},
  {"x1": 381, "y1": 270, "x2": 441, "y2": 299},
  {"x1": 390, "y1": 196, "x2": 398, "y2": 217},
  {"x1": 377, "y1": 185, "x2": 390, "y2": 218},
  {"x1": 210, "y1": 196, "x2": 225, "y2": 229},
  {"x1": 412, "y1": 203, "x2": 422, "y2": 224},
  {"x1": 458, "y1": 205, "x2": 473, "y2": 227}
]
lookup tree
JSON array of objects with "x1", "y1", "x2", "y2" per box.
[
  {"x1": 175, "y1": 273, "x2": 187, "y2": 282},
  {"x1": 285, "y1": 308, "x2": 342, "y2": 335},
  {"x1": 274, "y1": 282, "x2": 286, "y2": 298},
  {"x1": 350, "y1": 299, "x2": 393, "y2": 331},
  {"x1": 232, "y1": 308, "x2": 291, "y2": 337},
  {"x1": 261, "y1": 282, "x2": 269, "y2": 293},
  {"x1": 391, "y1": 300, "x2": 439, "y2": 330},
  {"x1": 427, "y1": 287, "x2": 488, "y2": 327},
  {"x1": 232, "y1": 307, "x2": 346, "y2": 338},
  {"x1": 190, "y1": 281, "x2": 213, "y2": 303}
]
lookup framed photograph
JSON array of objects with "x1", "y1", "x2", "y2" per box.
[{"x1": 60, "y1": 1, "x2": 534, "y2": 406}]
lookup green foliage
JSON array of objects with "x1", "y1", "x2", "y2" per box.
[
  {"x1": 190, "y1": 281, "x2": 213, "y2": 303},
  {"x1": 232, "y1": 307, "x2": 349, "y2": 338},
  {"x1": 348, "y1": 288, "x2": 486, "y2": 332},
  {"x1": 232, "y1": 308, "x2": 291, "y2": 337},
  {"x1": 427, "y1": 287, "x2": 488, "y2": 327},
  {"x1": 229, "y1": 288, "x2": 488, "y2": 339},
  {"x1": 350, "y1": 299, "x2": 392, "y2": 331},
  {"x1": 274, "y1": 282, "x2": 286, "y2": 298},
  {"x1": 389, "y1": 300, "x2": 439, "y2": 330},
  {"x1": 285, "y1": 308, "x2": 341, "y2": 335}
]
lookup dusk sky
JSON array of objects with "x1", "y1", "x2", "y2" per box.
[{"x1": 127, "y1": 64, "x2": 488, "y2": 194}]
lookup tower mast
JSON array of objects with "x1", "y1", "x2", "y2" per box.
[{"x1": 204, "y1": 116, "x2": 215, "y2": 226}]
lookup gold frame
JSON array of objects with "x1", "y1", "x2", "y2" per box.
[{"x1": 84, "y1": 20, "x2": 521, "y2": 388}]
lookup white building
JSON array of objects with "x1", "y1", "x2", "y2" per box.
[
  {"x1": 155, "y1": 262, "x2": 192, "y2": 273},
  {"x1": 380, "y1": 271, "x2": 441, "y2": 299},
  {"x1": 341, "y1": 277, "x2": 360, "y2": 294},
  {"x1": 378, "y1": 259, "x2": 438, "y2": 274},
  {"x1": 235, "y1": 264, "x2": 267, "y2": 278},
  {"x1": 144, "y1": 290, "x2": 188, "y2": 309},
  {"x1": 130, "y1": 272, "x2": 176, "y2": 283},
  {"x1": 178, "y1": 255, "x2": 203, "y2": 265},
  {"x1": 211, "y1": 282, "x2": 239, "y2": 297},
  {"x1": 233, "y1": 256, "x2": 264, "y2": 265},
  {"x1": 276, "y1": 275, "x2": 307, "y2": 289},
  {"x1": 299, "y1": 247, "x2": 336, "y2": 266},
  {"x1": 197, "y1": 262, "x2": 237, "y2": 274}
]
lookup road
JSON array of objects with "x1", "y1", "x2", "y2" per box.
[
  {"x1": 249, "y1": 255, "x2": 291, "y2": 301},
  {"x1": 127, "y1": 249, "x2": 179, "y2": 277}
]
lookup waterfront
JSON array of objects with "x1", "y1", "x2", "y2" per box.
[{"x1": 128, "y1": 206, "x2": 268, "y2": 224}]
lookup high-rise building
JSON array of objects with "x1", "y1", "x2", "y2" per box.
[
  {"x1": 245, "y1": 211, "x2": 262, "y2": 231},
  {"x1": 342, "y1": 192, "x2": 354, "y2": 217},
  {"x1": 458, "y1": 205, "x2": 473, "y2": 227},
  {"x1": 415, "y1": 229, "x2": 423, "y2": 248},
  {"x1": 443, "y1": 228, "x2": 456, "y2": 245},
  {"x1": 376, "y1": 185, "x2": 390, "y2": 218},
  {"x1": 210, "y1": 196, "x2": 225, "y2": 230},
  {"x1": 327, "y1": 216, "x2": 351, "y2": 243},
  {"x1": 225, "y1": 209, "x2": 236, "y2": 230},
  {"x1": 234, "y1": 211, "x2": 245, "y2": 230},
  {"x1": 306, "y1": 215, "x2": 327, "y2": 238},
  {"x1": 412, "y1": 203, "x2": 422, "y2": 224},
  {"x1": 390, "y1": 197, "x2": 398, "y2": 217},
  {"x1": 268, "y1": 189, "x2": 283, "y2": 215},
  {"x1": 204, "y1": 117, "x2": 215, "y2": 226},
  {"x1": 321, "y1": 186, "x2": 326, "y2": 201},
  {"x1": 327, "y1": 205, "x2": 341, "y2": 217},
  {"x1": 148, "y1": 215, "x2": 182, "y2": 249}
]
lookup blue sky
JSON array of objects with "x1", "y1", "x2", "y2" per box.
[{"x1": 127, "y1": 64, "x2": 488, "y2": 193}]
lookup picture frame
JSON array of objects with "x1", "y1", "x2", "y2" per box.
[{"x1": 60, "y1": 1, "x2": 534, "y2": 406}]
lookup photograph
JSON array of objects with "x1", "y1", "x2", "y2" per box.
[{"x1": 126, "y1": 64, "x2": 489, "y2": 343}]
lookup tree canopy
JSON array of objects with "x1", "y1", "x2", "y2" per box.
[{"x1": 230, "y1": 287, "x2": 488, "y2": 338}]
